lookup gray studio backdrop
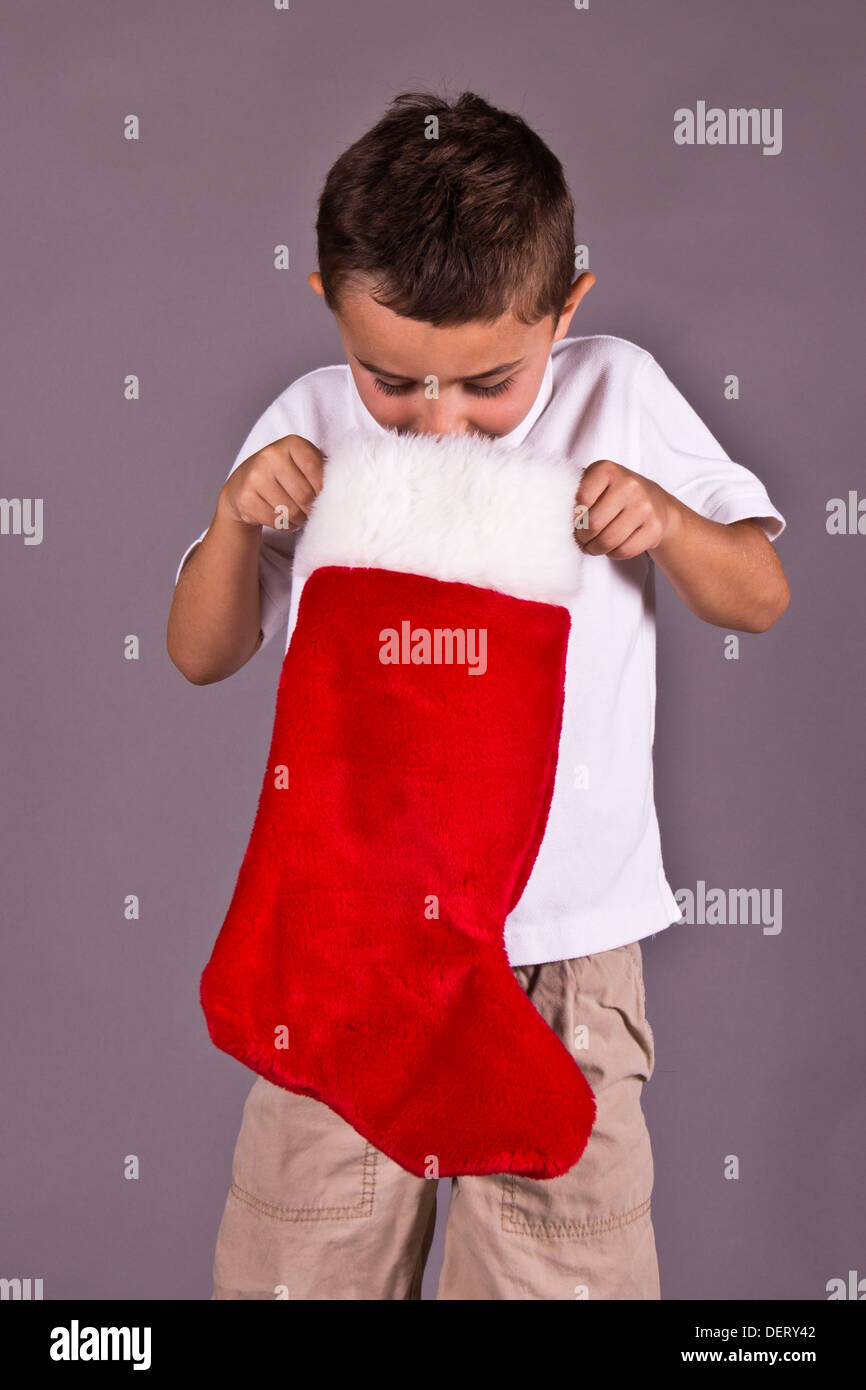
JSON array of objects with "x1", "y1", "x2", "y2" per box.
[{"x1": 2, "y1": 0, "x2": 863, "y2": 1300}]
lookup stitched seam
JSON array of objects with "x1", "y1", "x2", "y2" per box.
[
  {"x1": 229, "y1": 1142, "x2": 377, "y2": 1222},
  {"x1": 501, "y1": 1174, "x2": 652, "y2": 1238},
  {"x1": 630, "y1": 942, "x2": 646, "y2": 1017}
]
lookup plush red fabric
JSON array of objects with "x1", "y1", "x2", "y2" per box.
[{"x1": 201, "y1": 564, "x2": 596, "y2": 1178}]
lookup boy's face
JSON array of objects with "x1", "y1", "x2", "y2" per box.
[{"x1": 308, "y1": 271, "x2": 594, "y2": 440}]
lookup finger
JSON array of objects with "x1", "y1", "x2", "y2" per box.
[
  {"x1": 269, "y1": 446, "x2": 327, "y2": 524},
  {"x1": 286, "y1": 437, "x2": 326, "y2": 496},
  {"x1": 574, "y1": 490, "x2": 626, "y2": 543},
  {"x1": 260, "y1": 452, "x2": 321, "y2": 522},
  {"x1": 604, "y1": 521, "x2": 659, "y2": 560},
  {"x1": 574, "y1": 460, "x2": 618, "y2": 512},
  {"x1": 277, "y1": 459, "x2": 319, "y2": 517},
  {"x1": 252, "y1": 474, "x2": 310, "y2": 531},
  {"x1": 577, "y1": 507, "x2": 641, "y2": 556}
]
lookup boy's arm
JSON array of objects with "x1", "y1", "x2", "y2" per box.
[
  {"x1": 646, "y1": 495, "x2": 789, "y2": 632},
  {"x1": 167, "y1": 432, "x2": 324, "y2": 684},
  {"x1": 167, "y1": 494, "x2": 265, "y2": 684},
  {"x1": 178, "y1": 539, "x2": 265, "y2": 653},
  {"x1": 573, "y1": 459, "x2": 790, "y2": 633}
]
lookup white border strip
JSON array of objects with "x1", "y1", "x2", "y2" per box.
[{"x1": 293, "y1": 428, "x2": 584, "y2": 604}]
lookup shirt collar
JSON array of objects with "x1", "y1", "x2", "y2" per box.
[{"x1": 346, "y1": 352, "x2": 553, "y2": 449}]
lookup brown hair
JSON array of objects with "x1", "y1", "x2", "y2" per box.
[{"x1": 314, "y1": 90, "x2": 576, "y2": 328}]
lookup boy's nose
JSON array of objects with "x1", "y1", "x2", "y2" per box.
[{"x1": 412, "y1": 413, "x2": 470, "y2": 437}]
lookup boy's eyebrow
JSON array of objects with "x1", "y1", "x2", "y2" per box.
[{"x1": 355, "y1": 354, "x2": 526, "y2": 383}]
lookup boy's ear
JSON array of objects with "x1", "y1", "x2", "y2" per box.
[
  {"x1": 552, "y1": 272, "x2": 596, "y2": 341},
  {"x1": 308, "y1": 271, "x2": 325, "y2": 297}
]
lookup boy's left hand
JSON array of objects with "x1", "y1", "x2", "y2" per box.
[{"x1": 573, "y1": 459, "x2": 673, "y2": 559}]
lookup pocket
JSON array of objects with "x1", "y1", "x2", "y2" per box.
[{"x1": 228, "y1": 1076, "x2": 377, "y2": 1222}]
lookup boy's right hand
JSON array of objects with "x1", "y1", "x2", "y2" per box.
[{"x1": 217, "y1": 434, "x2": 326, "y2": 532}]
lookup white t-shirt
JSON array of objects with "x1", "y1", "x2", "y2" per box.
[{"x1": 175, "y1": 334, "x2": 786, "y2": 967}]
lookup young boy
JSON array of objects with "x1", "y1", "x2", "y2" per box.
[{"x1": 167, "y1": 90, "x2": 789, "y2": 1301}]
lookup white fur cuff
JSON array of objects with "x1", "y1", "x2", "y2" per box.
[{"x1": 292, "y1": 428, "x2": 584, "y2": 605}]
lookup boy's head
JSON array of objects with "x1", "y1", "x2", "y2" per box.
[{"x1": 308, "y1": 90, "x2": 594, "y2": 439}]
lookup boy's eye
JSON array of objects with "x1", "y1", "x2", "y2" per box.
[{"x1": 372, "y1": 375, "x2": 515, "y2": 399}]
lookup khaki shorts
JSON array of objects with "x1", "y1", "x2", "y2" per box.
[{"x1": 211, "y1": 939, "x2": 659, "y2": 1300}]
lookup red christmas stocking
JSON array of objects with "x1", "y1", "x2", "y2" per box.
[{"x1": 200, "y1": 427, "x2": 597, "y2": 1179}]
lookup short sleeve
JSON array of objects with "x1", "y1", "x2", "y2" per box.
[
  {"x1": 173, "y1": 382, "x2": 307, "y2": 652},
  {"x1": 637, "y1": 354, "x2": 786, "y2": 542}
]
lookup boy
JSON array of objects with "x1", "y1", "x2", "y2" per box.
[{"x1": 167, "y1": 90, "x2": 789, "y2": 1300}]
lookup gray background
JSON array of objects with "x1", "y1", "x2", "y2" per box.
[{"x1": 2, "y1": 0, "x2": 863, "y2": 1300}]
